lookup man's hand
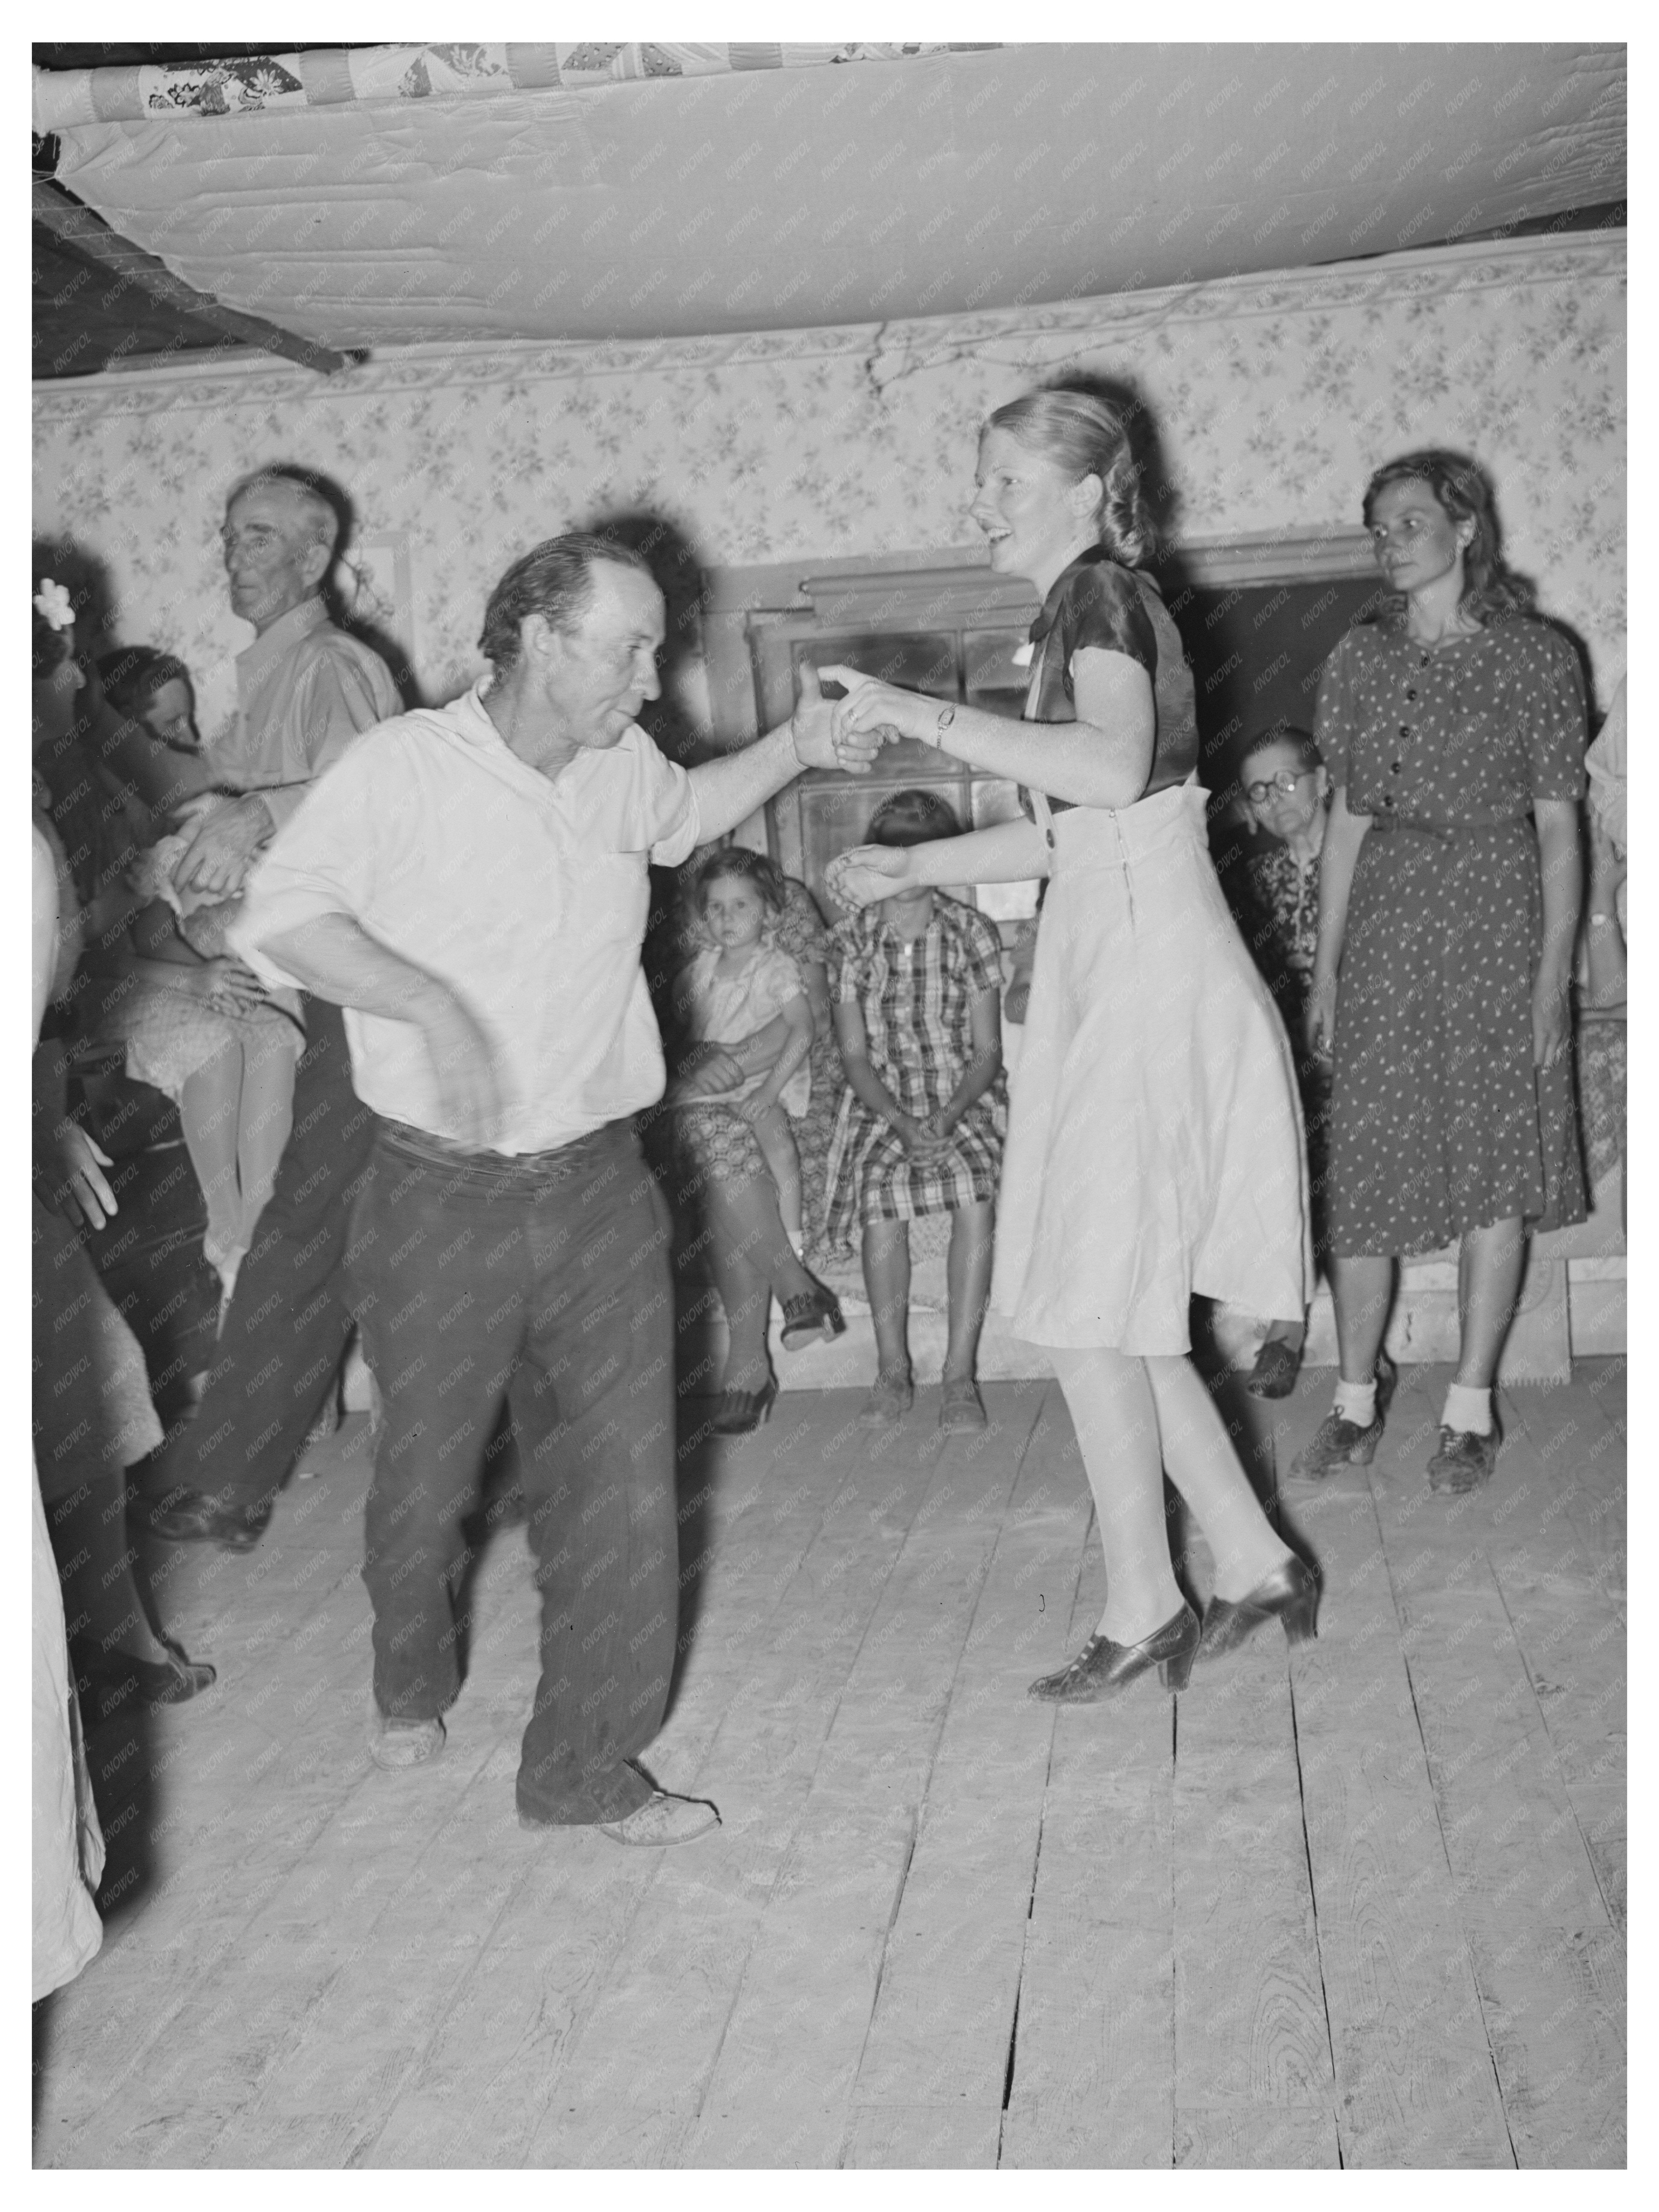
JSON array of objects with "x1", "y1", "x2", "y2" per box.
[
  {"x1": 420, "y1": 990, "x2": 506, "y2": 1147},
  {"x1": 792, "y1": 663, "x2": 892, "y2": 777},
  {"x1": 176, "y1": 795, "x2": 274, "y2": 899},
  {"x1": 48, "y1": 1122, "x2": 118, "y2": 1231}
]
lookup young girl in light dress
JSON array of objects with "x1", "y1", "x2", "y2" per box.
[{"x1": 673, "y1": 849, "x2": 814, "y2": 1253}]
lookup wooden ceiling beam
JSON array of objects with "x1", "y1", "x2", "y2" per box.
[{"x1": 32, "y1": 180, "x2": 351, "y2": 375}]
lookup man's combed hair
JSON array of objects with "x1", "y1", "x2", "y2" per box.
[
  {"x1": 226, "y1": 463, "x2": 343, "y2": 558},
  {"x1": 479, "y1": 533, "x2": 654, "y2": 673}
]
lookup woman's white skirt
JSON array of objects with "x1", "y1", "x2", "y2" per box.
[{"x1": 992, "y1": 781, "x2": 1311, "y2": 1353}]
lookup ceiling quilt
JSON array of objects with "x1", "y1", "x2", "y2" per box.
[{"x1": 42, "y1": 42, "x2": 1626, "y2": 350}]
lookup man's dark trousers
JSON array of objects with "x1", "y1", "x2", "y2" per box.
[
  {"x1": 348, "y1": 1116, "x2": 680, "y2": 1826},
  {"x1": 146, "y1": 997, "x2": 376, "y2": 1523}
]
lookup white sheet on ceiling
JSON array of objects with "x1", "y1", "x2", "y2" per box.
[{"x1": 48, "y1": 44, "x2": 1626, "y2": 350}]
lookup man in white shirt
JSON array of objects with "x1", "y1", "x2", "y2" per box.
[{"x1": 232, "y1": 533, "x2": 880, "y2": 1843}]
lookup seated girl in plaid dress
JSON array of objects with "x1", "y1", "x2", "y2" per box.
[{"x1": 825, "y1": 791, "x2": 1007, "y2": 1433}]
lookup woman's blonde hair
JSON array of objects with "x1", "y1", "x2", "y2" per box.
[{"x1": 984, "y1": 389, "x2": 1159, "y2": 568}]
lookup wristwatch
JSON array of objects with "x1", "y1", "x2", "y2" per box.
[{"x1": 935, "y1": 705, "x2": 957, "y2": 743}]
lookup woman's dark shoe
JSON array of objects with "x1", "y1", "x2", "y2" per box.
[
  {"x1": 710, "y1": 1379, "x2": 778, "y2": 1436},
  {"x1": 1197, "y1": 1553, "x2": 1320, "y2": 1662},
  {"x1": 71, "y1": 1638, "x2": 217, "y2": 1729},
  {"x1": 1028, "y1": 1604, "x2": 1200, "y2": 1703},
  {"x1": 1246, "y1": 1336, "x2": 1302, "y2": 1400},
  {"x1": 1427, "y1": 1418, "x2": 1501, "y2": 1493},
  {"x1": 779, "y1": 1282, "x2": 846, "y2": 1352},
  {"x1": 1289, "y1": 1352, "x2": 1397, "y2": 1478}
]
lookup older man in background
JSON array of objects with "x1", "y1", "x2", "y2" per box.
[{"x1": 147, "y1": 464, "x2": 402, "y2": 1548}]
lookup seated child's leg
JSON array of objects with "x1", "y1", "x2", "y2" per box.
[
  {"x1": 178, "y1": 1036, "x2": 247, "y2": 1284},
  {"x1": 943, "y1": 1199, "x2": 995, "y2": 1382},
  {"x1": 861, "y1": 1217, "x2": 912, "y2": 1381},
  {"x1": 750, "y1": 1102, "x2": 804, "y2": 1246},
  {"x1": 234, "y1": 1023, "x2": 303, "y2": 1265}
]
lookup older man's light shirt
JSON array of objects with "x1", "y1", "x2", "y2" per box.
[
  {"x1": 210, "y1": 596, "x2": 402, "y2": 828},
  {"x1": 230, "y1": 683, "x2": 700, "y2": 1153}
]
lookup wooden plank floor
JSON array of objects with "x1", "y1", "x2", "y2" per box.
[{"x1": 34, "y1": 1359, "x2": 1625, "y2": 2169}]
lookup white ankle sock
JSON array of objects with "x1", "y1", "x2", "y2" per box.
[
  {"x1": 1442, "y1": 1382, "x2": 1493, "y2": 1436},
  {"x1": 1333, "y1": 1378, "x2": 1377, "y2": 1427}
]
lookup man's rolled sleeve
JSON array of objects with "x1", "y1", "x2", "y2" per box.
[
  {"x1": 228, "y1": 746, "x2": 384, "y2": 991},
  {"x1": 635, "y1": 735, "x2": 700, "y2": 867}
]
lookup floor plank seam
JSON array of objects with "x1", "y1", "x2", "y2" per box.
[
  {"x1": 1370, "y1": 1482, "x2": 1520, "y2": 2170},
  {"x1": 1483, "y1": 1554, "x2": 1621, "y2": 1935},
  {"x1": 836, "y1": 1813, "x2": 920, "y2": 2169},
  {"x1": 1285, "y1": 1659, "x2": 1344, "y2": 2168}
]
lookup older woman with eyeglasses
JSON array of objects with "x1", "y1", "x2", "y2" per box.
[{"x1": 1223, "y1": 727, "x2": 1333, "y2": 1397}]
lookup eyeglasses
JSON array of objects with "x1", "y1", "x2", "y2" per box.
[{"x1": 1244, "y1": 767, "x2": 1315, "y2": 803}]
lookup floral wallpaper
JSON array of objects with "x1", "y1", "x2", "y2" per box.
[{"x1": 33, "y1": 233, "x2": 1625, "y2": 751}]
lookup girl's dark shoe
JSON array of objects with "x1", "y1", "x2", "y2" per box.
[
  {"x1": 779, "y1": 1283, "x2": 846, "y2": 1352},
  {"x1": 1427, "y1": 1418, "x2": 1501, "y2": 1492},
  {"x1": 1197, "y1": 1553, "x2": 1320, "y2": 1662},
  {"x1": 1028, "y1": 1604, "x2": 1200, "y2": 1703},
  {"x1": 710, "y1": 1379, "x2": 778, "y2": 1435},
  {"x1": 1246, "y1": 1336, "x2": 1302, "y2": 1400},
  {"x1": 1289, "y1": 1351, "x2": 1397, "y2": 1478}
]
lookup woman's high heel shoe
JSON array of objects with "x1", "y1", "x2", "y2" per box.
[
  {"x1": 1197, "y1": 1553, "x2": 1319, "y2": 1663},
  {"x1": 710, "y1": 1378, "x2": 778, "y2": 1436},
  {"x1": 1027, "y1": 1604, "x2": 1200, "y2": 1703}
]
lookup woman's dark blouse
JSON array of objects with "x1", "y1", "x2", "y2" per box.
[{"x1": 1026, "y1": 548, "x2": 1200, "y2": 813}]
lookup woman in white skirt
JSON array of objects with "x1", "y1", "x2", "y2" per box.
[{"x1": 824, "y1": 388, "x2": 1316, "y2": 1700}]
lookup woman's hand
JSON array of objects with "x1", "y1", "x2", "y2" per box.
[
  {"x1": 1305, "y1": 973, "x2": 1338, "y2": 1064},
  {"x1": 1587, "y1": 813, "x2": 1626, "y2": 910},
  {"x1": 825, "y1": 844, "x2": 920, "y2": 911},
  {"x1": 201, "y1": 955, "x2": 268, "y2": 1016},
  {"x1": 49, "y1": 1122, "x2": 118, "y2": 1231},
  {"x1": 669, "y1": 1045, "x2": 746, "y2": 1102},
  {"x1": 817, "y1": 666, "x2": 936, "y2": 749},
  {"x1": 1532, "y1": 972, "x2": 1572, "y2": 1071}
]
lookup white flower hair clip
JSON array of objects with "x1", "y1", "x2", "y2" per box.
[{"x1": 34, "y1": 579, "x2": 75, "y2": 632}]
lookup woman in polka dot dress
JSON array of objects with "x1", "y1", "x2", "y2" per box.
[{"x1": 1300, "y1": 451, "x2": 1587, "y2": 1491}]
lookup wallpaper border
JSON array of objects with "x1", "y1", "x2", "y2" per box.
[{"x1": 32, "y1": 231, "x2": 1626, "y2": 425}]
